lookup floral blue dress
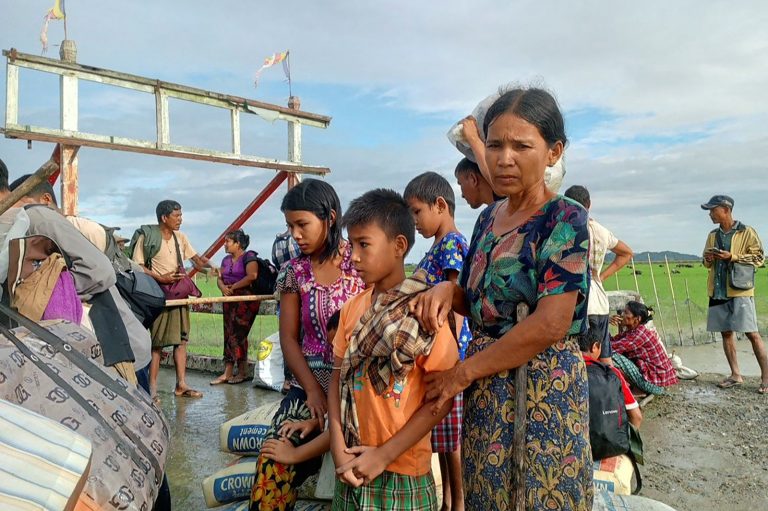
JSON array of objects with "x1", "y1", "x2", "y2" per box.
[
  {"x1": 417, "y1": 231, "x2": 472, "y2": 453},
  {"x1": 459, "y1": 197, "x2": 593, "y2": 510}
]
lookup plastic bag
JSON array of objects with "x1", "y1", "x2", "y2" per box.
[
  {"x1": 252, "y1": 332, "x2": 285, "y2": 392},
  {"x1": 446, "y1": 90, "x2": 567, "y2": 193}
]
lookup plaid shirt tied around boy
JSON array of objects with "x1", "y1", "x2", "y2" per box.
[{"x1": 340, "y1": 270, "x2": 440, "y2": 447}]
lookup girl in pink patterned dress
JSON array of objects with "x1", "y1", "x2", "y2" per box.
[{"x1": 249, "y1": 179, "x2": 364, "y2": 511}]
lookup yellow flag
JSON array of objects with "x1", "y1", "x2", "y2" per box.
[{"x1": 49, "y1": 0, "x2": 66, "y2": 20}]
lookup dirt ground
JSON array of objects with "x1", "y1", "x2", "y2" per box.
[{"x1": 639, "y1": 373, "x2": 768, "y2": 511}]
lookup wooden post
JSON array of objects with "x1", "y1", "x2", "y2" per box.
[
  {"x1": 647, "y1": 253, "x2": 668, "y2": 345},
  {"x1": 287, "y1": 96, "x2": 302, "y2": 189},
  {"x1": 59, "y1": 40, "x2": 79, "y2": 216},
  {"x1": 630, "y1": 257, "x2": 640, "y2": 293},
  {"x1": 665, "y1": 255, "x2": 684, "y2": 345}
]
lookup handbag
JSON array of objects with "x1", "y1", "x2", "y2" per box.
[
  {"x1": 160, "y1": 233, "x2": 202, "y2": 300},
  {"x1": 716, "y1": 230, "x2": 755, "y2": 291},
  {"x1": 730, "y1": 262, "x2": 755, "y2": 291}
]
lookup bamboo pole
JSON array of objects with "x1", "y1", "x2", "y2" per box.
[
  {"x1": 512, "y1": 302, "x2": 530, "y2": 511},
  {"x1": 630, "y1": 257, "x2": 640, "y2": 294},
  {"x1": 684, "y1": 279, "x2": 696, "y2": 343},
  {"x1": 646, "y1": 253, "x2": 668, "y2": 345},
  {"x1": 614, "y1": 271, "x2": 620, "y2": 291},
  {"x1": 165, "y1": 294, "x2": 274, "y2": 307},
  {"x1": 664, "y1": 255, "x2": 684, "y2": 345}
]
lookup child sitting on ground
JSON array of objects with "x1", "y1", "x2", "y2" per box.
[
  {"x1": 329, "y1": 189, "x2": 458, "y2": 510},
  {"x1": 580, "y1": 329, "x2": 643, "y2": 430},
  {"x1": 404, "y1": 171, "x2": 469, "y2": 511},
  {"x1": 260, "y1": 311, "x2": 342, "y2": 465}
]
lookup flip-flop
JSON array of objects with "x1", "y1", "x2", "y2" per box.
[
  {"x1": 209, "y1": 376, "x2": 229, "y2": 386},
  {"x1": 757, "y1": 385, "x2": 768, "y2": 395},
  {"x1": 717, "y1": 378, "x2": 743, "y2": 389},
  {"x1": 174, "y1": 388, "x2": 203, "y2": 398},
  {"x1": 227, "y1": 375, "x2": 251, "y2": 385},
  {"x1": 151, "y1": 394, "x2": 161, "y2": 406}
]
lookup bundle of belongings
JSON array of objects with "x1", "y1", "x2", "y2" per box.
[
  {"x1": 0, "y1": 204, "x2": 169, "y2": 509},
  {"x1": 0, "y1": 205, "x2": 154, "y2": 379}
]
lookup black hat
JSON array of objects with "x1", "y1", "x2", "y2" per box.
[{"x1": 701, "y1": 195, "x2": 734, "y2": 210}]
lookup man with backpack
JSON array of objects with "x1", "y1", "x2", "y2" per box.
[
  {"x1": 129, "y1": 199, "x2": 215, "y2": 403},
  {"x1": 580, "y1": 329, "x2": 642, "y2": 460}
]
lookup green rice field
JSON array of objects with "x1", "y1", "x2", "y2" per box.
[{"x1": 185, "y1": 261, "x2": 767, "y2": 359}]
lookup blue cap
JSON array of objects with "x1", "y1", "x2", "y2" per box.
[{"x1": 701, "y1": 195, "x2": 734, "y2": 210}]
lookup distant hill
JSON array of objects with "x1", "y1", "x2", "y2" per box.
[{"x1": 606, "y1": 250, "x2": 700, "y2": 263}]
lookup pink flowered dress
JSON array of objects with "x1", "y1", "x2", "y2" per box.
[{"x1": 276, "y1": 242, "x2": 364, "y2": 392}]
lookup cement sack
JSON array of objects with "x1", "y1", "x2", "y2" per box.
[
  {"x1": 217, "y1": 501, "x2": 330, "y2": 511},
  {"x1": 593, "y1": 454, "x2": 636, "y2": 496},
  {"x1": 0, "y1": 317, "x2": 168, "y2": 511},
  {"x1": 593, "y1": 491, "x2": 677, "y2": 511},
  {"x1": 252, "y1": 332, "x2": 285, "y2": 392},
  {"x1": 202, "y1": 456, "x2": 326, "y2": 508},
  {"x1": 220, "y1": 397, "x2": 283, "y2": 455},
  {"x1": 0, "y1": 399, "x2": 92, "y2": 511}
]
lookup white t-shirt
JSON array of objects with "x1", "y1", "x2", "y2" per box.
[{"x1": 587, "y1": 218, "x2": 619, "y2": 315}]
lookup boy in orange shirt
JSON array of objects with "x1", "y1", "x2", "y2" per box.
[{"x1": 329, "y1": 189, "x2": 459, "y2": 510}]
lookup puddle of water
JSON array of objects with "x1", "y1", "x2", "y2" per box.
[{"x1": 156, "y1": 367, "x2": 276, "y2": 509}]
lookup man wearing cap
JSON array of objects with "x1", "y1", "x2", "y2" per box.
[{"x1": 701, "y1": 195, "x2": 768, "y2": 393}]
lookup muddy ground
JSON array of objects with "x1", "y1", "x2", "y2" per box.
[{"x1": 640, "y1": 373, "x2": 768, "y2": 511}]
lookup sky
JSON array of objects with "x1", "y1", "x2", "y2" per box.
[{"x1": 1, "y1": 1, "x2": 766, "y2": 263}]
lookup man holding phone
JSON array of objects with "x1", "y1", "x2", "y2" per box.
[{"x1": 701, "y1": 195, "x2": 768, "y2": 393}]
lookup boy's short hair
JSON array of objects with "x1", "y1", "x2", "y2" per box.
[
  {"x1": 403, "y1": 171, "x2": 456, "y2": 216},
  {"x1": 9, "y1": 174, "x2": 58, "y2": 205},
  {"x1": 564, "y1": 185, "x2": 590, "y2": 209},
  {"x1": 326, "y1": 310, "x2": 341, "y2": 333},
  {"x1": 0, "y1": 157, "x2": 9, "y2": 192},
  {"x1": 578, "y1": 328, "x2": 602, "y2": 353},
  {"x1": 454, "y1": 157, "x2": 481, "y2": 178},
  {"x1": 342, "y1": 188, "x2": 415, "y2": 256}
]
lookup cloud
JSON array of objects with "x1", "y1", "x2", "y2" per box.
[{"x1": 1, "y1": 0, "x2": 766, "y2": 262}]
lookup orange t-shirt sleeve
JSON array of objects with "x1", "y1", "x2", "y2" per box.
[
  {"x1": 333, "y1": 300, "x2": 352, "y2": 360},
  {"x1": 419, "y1": 324, "x2": 459, "y2": 373}
]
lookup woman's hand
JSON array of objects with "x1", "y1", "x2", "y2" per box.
[
  {"x1": 409, "y1": 281, "x2": 455, "y2": 333},
  {"x1": 336, "y1": 446, "x2": 391, "y2": 487},
  {"x1": 424, "y1": 364, "x2": 470, "y2": 415},
  {"x1": 221, "y1": 284, "x2": 233, "y2": 296},
  {"x1": 460, "y1": 115, "x2": 483, "y2": 144},
  {"x1": 305, "y1": 388, "x2": 328, "y2": 429},
  {"x1": 609, "y1": 314, "x2": 622, "y2": 326}
]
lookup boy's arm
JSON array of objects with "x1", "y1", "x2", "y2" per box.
[
  {"x1": 445, "y1": 270, "x2": 465, "y2": 340},
  {"x1": 328, "y1": 359, "x2": 362, "y2": 486},
  {"x1": 601, "y1": 240, "x2": 633, "y2": 282},
  {"x1": 337, "y1": 396, "x2": 453, "y2": 486},
  {"x1": 628, "y1": 407, "x2": 643, "y2": 429}
]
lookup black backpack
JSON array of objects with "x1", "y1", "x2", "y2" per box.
[
  {"x1": 103, "y1": 225, "x2": 166, "y2": 328},
  {"x1": 250, "y1": 253, "x2": 278, "y2": 295},
  {"x1": 587, "y1": 361, "x2": 630, "y2": 461}
]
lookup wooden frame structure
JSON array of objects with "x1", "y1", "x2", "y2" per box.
[{"x1": 3, "y1": 45, "x2": 330, "y2": 261}]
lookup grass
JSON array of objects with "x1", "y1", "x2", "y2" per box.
[
  {"x1": 604, "y1": 261, "x2": 767, "y2": 345},
  {"x1": 184, "y1": 261, "x2": 767, "y2": 357}
]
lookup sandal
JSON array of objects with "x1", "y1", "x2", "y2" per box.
[
  {"x1": 227, "y1": 375, "x2": 251, "y2": 385},
  {"x1": 717, "y1": 377, "x2": 743, "y2": 389},
  {"x1": 210, "y1": 375, "x2": 230, "y2": 386},
  {"x1": 152, "y1": 394, "x2": 161, "y2": 406},
  {"x1": 757, "y1": 385, "x2": 768, "y2": 395},
  {"x1": 174, "y1": 387, "x2": 203, "y2": 398}
]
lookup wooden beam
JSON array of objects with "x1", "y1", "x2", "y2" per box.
[
  {"x1": 2, "y1": 125, "x2": 329, "y2": 175},
  {"x1": 189, "y1": 171, "x2": 289, "y2": 277},
  {"x1": 155, "y1": 88, "x2": 170, "y2": 147},
  {"x1": 5, "y1": 63, "x2": 18, "y2": 126},
  {"x1": 4, "y1": 49, "x2": 332, "y2": 128},
  {"x1": 0, "y1": 147, "x2": 63, "y2": 215}
]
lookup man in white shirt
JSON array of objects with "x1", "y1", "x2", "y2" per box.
[{"x1": 565, "y1": 185, "x2": 633, "y2": 364}]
